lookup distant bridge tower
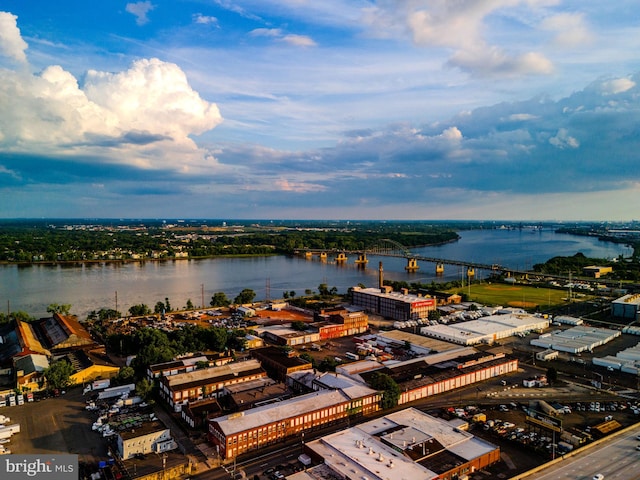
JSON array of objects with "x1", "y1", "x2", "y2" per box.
[
  {"x1": 405, "y1": 258, "x2": 419, "y2": 272},
  {"x1": 355, "y1": 253, "x2": 368, "y2": 268},
  {"x1": 436, "y1": 263, "x2": 444, "y2": 275},
  {"x1": 335, "y1": 252, "x2": 348, "y2": 263}
]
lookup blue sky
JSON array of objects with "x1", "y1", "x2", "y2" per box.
[{"x1": 1, "y1": 1, "x2": 639, "y2": 220}]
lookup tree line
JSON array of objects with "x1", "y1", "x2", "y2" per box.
[{"x1": 0, "y1": 221, "x2": 460, "y2": 263}]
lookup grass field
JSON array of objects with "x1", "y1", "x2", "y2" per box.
[{"x1": 450, "y1": 282, "x2": 587, "y2": 310}]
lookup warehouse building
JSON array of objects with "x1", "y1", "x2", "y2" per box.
[
  {"x1": 299, "y1": 408, "x2": 500, "y2": 480},
  {"x1": 159, "y1": 359, "x2": 267, "y2": 411},
  {"x1": 208, "y1": 386, "x2": 381, "y2": 459},
  {"x1": 420, "y1": 314, "x2": 549, "y2": 345},
  {"x1": 612, "y1": 293, "x2": 640, "y2": 321},
  {"x1": 530, "y1": 325, "x2": 620, "y2": 354},
  {"x1": 359, "y1": 350, "x2": 518, "y2": 405}
]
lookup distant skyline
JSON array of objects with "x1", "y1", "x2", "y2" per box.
[{"x1": 0, "y1": 2, "x2": 639, "y2": 221}]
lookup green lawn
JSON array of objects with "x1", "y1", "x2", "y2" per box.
[{"x1": 451, "y1": 282, "x2": 585, "y2": 310}]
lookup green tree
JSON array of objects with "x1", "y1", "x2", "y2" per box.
[
  {"x1": 135, "y1": 378, "x2": 154, "y2": 400},
  {"x1": 164, "y1": 297, "x2": 172, "y2": 312},
  {"x1": 47, "y1": 303, "x2": 72, "y2": 315},
  {"x1": 0, "y1": 310, "x2": 36, "y2": 323},
  {"x1": 546, "y1": 366, "x2": 558, "y2": 384},
  {"x1": 318, "y1": 283, "x2": 330, "y2": 296},
  {"x1": 289, "y1": 291, "x2": 296, "y2": 298},
  {"x1": 368, "y1": 372, "x2": 400, "y2": 409},
  {"x1": 234, "y1": 288, "x2": 256, "y2": 305},
  {"x1": 44, "y1": 360, "x2": 75, "y2": 390},
  {"x1": 115, "y1": 366, "x2": 136, "y2": 384},
  {"x1": 291, "y1": 321, "x2": 307, "y2": 331},
  {"x1": 428, "y1": 309, "x2": 441, "y2": 321},
  {"x1": 210, "y1": 292, "x2": 230, "y2": 307},
  {"x1": 154, "y1": 301, "x2": 166, "y2": 314},
  {"x1": 129, "y1": 304, "x2": 151, "y2": 317},
  {"x1": 185, "y1": 299, "x2": 194, "y2": 310}
]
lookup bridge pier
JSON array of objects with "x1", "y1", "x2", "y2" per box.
[
  {"x1": 335, "y1": 253, "x2": 348, "y2": 263},
  {"x1": 304, "y1": 251, "x2": 313, "y2": 259},
  {"x1": 436, "y1": 263, "x2": 444, "y2": 275},
  {"x1": 405, "y1": 258, "x2": 419, "y2": 272},
  {"x1": 355, "y1": 253, "x2": 368, "y2": 268},
  {"x1": 320, "y1": 252, "x2": 327, "y2": 262},
  {"x1": 467, "y1": 268, "x2": 475, "y2": 280}
]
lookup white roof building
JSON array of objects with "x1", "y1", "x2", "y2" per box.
[
  {"x1": 420, "y1": 314, "x2": 549, "y2": 345},
  {"x1": 301, "y1": 408, "x2": 499, "y2": 480}
]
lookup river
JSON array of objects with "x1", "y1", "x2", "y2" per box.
[{"x1": 0, "y1": 228, "x2": 632, "y2": 319}]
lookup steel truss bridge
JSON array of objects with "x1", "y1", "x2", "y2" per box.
[{"x1": 296, "y1": 238, "x2": 615, "y2": 286}]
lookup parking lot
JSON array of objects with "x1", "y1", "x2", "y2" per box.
[{"x1": 1, "y1": 387, "x2": 109, "y2": 463}]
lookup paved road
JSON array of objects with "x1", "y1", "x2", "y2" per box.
[{"x1": 519, "y1": 425, "x2": 640, "y2": 480}]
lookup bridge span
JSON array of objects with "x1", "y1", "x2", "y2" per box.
[{"x1": 295, "y1": 238, "x2": 609, "y2": 285}]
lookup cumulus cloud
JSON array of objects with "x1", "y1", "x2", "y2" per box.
[
  {"x1": 363, "y1": 0, "x2": 555, "y2": 77},
  {"x1": 126, "y1": 1, "x2": 155, "y2": 26},
  {"x1": 0, "y1": 12, "x2": 28, "y2": 63},
  {"x1": 549, "y1": 128, "x2": 579, "y2": 149},
  {"x1": 600, "y1": 77, "x2": 636, "y2": 95},
  {"x1": 193, "y1": 14, "x2": 218, "y2": 25},
  {"x1": 0, "y1": 19, "x2": 223, "y2": 177}
]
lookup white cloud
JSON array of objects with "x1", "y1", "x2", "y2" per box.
[
  {"x1": 0, "y1": 51, "x2": 223, "y2": 172},
  {"x1": 126, "y1": 1, "x2": 155, "y2": 26},
  {"x1": 249, "y1": 28, "x2": 316, "y2": 47},
  {"x1": 549, "y1": 128, "x2": 579, "y2": 149},
  {"x1": 541, "y1": 12, "x2": 593, "y2": 47},
  {"x1": 363, "y1": 0, "x2": 556, "y2": 77},
  {"x1": 250, "y1": 28, "x2": 283, "y2": 37},
  {"x1": 439, "y1": 126, "x2": 462, "y2": 141},
  {"x1": 193, "y1": 14, "x2": 218, "y2": 25},
  {"x1": 281, "y1": 34, "x2": 316, "y2": 47},
  {"x1": 600, "y1": 77, "x2": 636, "y2": 95},
  {"x1": 508, "y1": 113, "x2": 538, "y2": 121},
  {"x1": 448, "y1": 47, "x2": 553, "y2": 77},
  {"x1": 0, "y1": 12, "x2": 28, "y2": 63}
]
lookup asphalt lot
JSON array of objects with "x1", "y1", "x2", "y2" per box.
[{"x1": 1, "y1": 387, "x2": 109, "y2": 463}]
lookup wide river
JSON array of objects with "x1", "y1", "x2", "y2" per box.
[{"x1": 0, "y1": 228, "x2": 632, "y2": 319}]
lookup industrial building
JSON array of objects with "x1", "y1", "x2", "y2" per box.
[
  {"x1": 593, "y1": 340, "x2": 640, "y2": 374},
  {"x1": 420, "y1": 314, "x2": 549, "y2": 345},
  {"x1": 158, "y1": 359, "x2": 267, "y2": 411},
  {"x1": 147, "y1": 353, "x2": 233, "y2": 382},
  {"x1": 208, "y1": 386, "x2": 381, "y2": 460},
  {"x1": 530, "y1": 325, "x2": 620, "y2": 354},
  {"x1": 611, "y1": 293, "x2": 640, "y2": 321},
  {"x1": 116, "y1": 420, "x2": 177, "y2": 460},
  {"x1": 250, "y1": 346, "x2": 312, "y2": 381},
  {"x1": 297, "y1": 408, "x2": 500, "y2": 480},
  {"x1": 358, "y1": 350, "x2": 518, "y2": 405},
  {"x1": 351, "y1": 286, "x2": 436, "y2": 321}
]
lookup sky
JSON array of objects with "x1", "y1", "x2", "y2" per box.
[{"x1": 0, "y1": 1, "x2": 639, "y2": 221}]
